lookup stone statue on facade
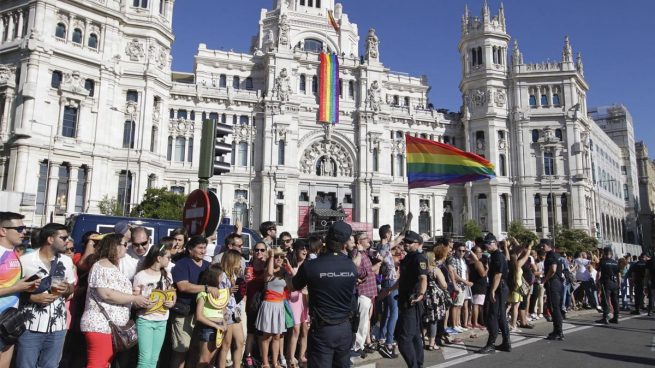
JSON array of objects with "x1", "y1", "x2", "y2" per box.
[
  {"x1": 367, "y1": 81, "x2": 382, "y2": 112},
  {"x1": 365, "y1": 28, "x2": 379, "y2": 60},
  {"x1": 278, "y1": 15, "x2": 289, "y2": 46},
  {"x1": 319, "y1": 155, "x2": 336, "y2": 177},
  {"x1": 273, "y1": 68, "x2": 292, "y2": 101}
]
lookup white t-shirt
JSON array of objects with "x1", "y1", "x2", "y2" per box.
[
  {"x1": 133, "y1": 269, "x2": 173, "y2": 321},
  {"x1": 19, "y1": 250, "x2": 76, "y2": 332},
  {"x1": 574, "y1": 258, "x2": 591, "y2": 282},
  {"x1": 119, "y1": 245, "x2": 149, "y2": 281}
]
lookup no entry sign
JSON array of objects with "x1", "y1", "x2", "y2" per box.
[{"x1": 183, "y1": 189, "x2": 210, "y2": 236}]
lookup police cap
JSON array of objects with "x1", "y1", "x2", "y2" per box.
[
  {"x1": 483, "y1": 232, "x2": 497, "y2": 245},
  {"x1": 403, "y1": 230, "x2": 423, "y2": 245},
  {"x1": 326, "y1": 221, "x2": 352, "y2": 244}
]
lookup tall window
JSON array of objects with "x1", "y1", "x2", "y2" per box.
[
  {"x1": 126, "y1": 90, "x2": 138, "y2": 102},
  {"x1": 372, "y1": 148, "x2": 379, "y2": 172},
  {"x1": 529, "y1": 95, "x2": 537, "y2": 107},
  {"x1": 51, "y1": 71, "x2": 62, "y2": 88},
  {"x1": 75, "y1": 167, "x2": 88, "y2": 212},
  {"x1": 312, "y1": 76, "x2": 318, "y2": 94},
  {"x1": 187, "y1": 138, "x2": 193, "y2": 163},
  {"x1": 348, "y1": 81, "x2": 355, "y2": 98},
  {"x1": 338, "y1": 79, "x2": 343, "y2": 99},
  {"x1": 500, "y1": 194, "x2": 508, "y2": 232},
  {"x1": 278, "y1": 140, "x2": 285, "y2": 165},
  {"x1": 122, "y1": 120, "x2": 135, "y2": 149},
  {"x1": 36, "y1": 161, "x2": 48, "y2": 215},
  {"x1": 540, "y1": 94, "x2": 548, "y2": 106},
  {"x1": 230, "y1": 141, "x2": 236, "y2": 165},
  {"x1": 166, "y1": 136, "x2": 173, "y2": 161},
  {"x1": 176, "y1": 110, "x2": 187, "y2": 120},
  {"x1": 299, "y1": 74, "x2": 306, "y2": 92},
  {"x1": 175, "y1": 137, "x2": 185, "y2": 162},
  {"x1": 419, "y1": 200, "x2": 431, "y2": 235},
  {"x1": 372, "y1": 208, "x2": 379, "y2": 229},
  {"x1": 150, "y1": 126, "x2": 158, "y2": 152},
  {"x1": 117, "y1": 170, "x2": 133, "y2": 215},
  {"x1": 552, "y1": 94, "x2": 560, "y2": 106},
  {"x1": 276, "y1": 204, "x2": 284, "y2": 226},
  {"x1": 394, "y1": 154, "x2": 404, "y2": 177},
  {"x1": 232, "y1": 76, "x2": 240, "y2": 89},
  {"x1": 238, "y1": 142, "x2": 248, "y2": 167},
  {"x1": 147, "y1": 174, "x2": 156, "y2": 189},
  {"x1": 159, "y1": 0, "x2": 165, "y2": 14},
  {"x1": 547, "y1": 194, "x2": 554, "y2": 234},
  {"x1": 72, "y1": 29, "x2": 82, "y2": 44},
  {"x1": 84, "y1": 79, "x2": 95, "y2": 97},
  {"x1": 544, "y1": 151, "x2": 554, "y2": 175},
  {"x1": 561, "y1": 194, "x2": 569, "y2": 228},
  {"x1": 394, "y1": 198, "x2": 406, "y2": 234},
  {"x1": 534, "y1": 194, "x2": 542, "y2": 232},
  {"x1": 245, "y1": 77, "x2": 253, "y2": 91},
  {"x1": 555, "y1": 128, "x2": 563, "y2": 141},
  {"x1": 531, "y1": 129, "x2": 539, "y2": 143},
  {"x1": 239, "y1": 116, "x2": 249, "y2": 125},
  {"x1": 499, "y1": 154, "x2": 507, "y2": 176},
  {"x1": 219, "y1": 74, "x2": 226, "y2": 88},
  {"x1": 62, "y1": 106, "x2": 78, "y2": 138},
  {"x1": 55, "y1": 23, "x2": 66, "y2": 38},
  {"x1": 55, "y1": 164, "x2": 70, "y2": 214}
]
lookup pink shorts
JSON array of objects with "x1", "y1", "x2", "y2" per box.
[{"x1": 471, "y1": 294, "x2": 486, "y2": 306}]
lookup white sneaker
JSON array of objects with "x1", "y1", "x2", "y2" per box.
[
  {"x1": 530, "y1": 313, "x2": 538, "y2": 319},
  {"x1": 453, "y1": 326, "x2": 465, "y2": 333},
  {"x1": 510, "y1": 327, "x2": 522, "y2": 333},
  {"x1": 538, "y1": 314, "x2": 544, "y2": 319}
]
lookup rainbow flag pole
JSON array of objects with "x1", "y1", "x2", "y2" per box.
[
  {"x1": 318, "y1": 53, "x2": 339, "y2": 124},
  {"x1": 405, "y1": 134, "x2": 495, "y2": 190}
]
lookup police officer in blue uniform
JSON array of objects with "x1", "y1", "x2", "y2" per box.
[
  {"x1": 477, "y1": 233, "x2": 511, "y2": 354},
  {"x1": 542, "y1": 239, "x2": 564, "y2": 340},
  {"x1": 596, "y1": 247, "x2": 620, "y2": 324},
  {"x1": 379, "y1": 230, "x2": 428, "y2": 368},
  {"x1": 286, "y1": 221, "x2": 357, "y2": 368}
]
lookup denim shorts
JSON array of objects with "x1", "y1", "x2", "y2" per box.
[{"x1": 199, "y1": 326, "x2": 216, "y2": 342}]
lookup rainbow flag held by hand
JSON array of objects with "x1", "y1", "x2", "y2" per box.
[
  {"x1": 406, "y1": 134, "x2": 495, "y2": 189},
  {"x1": 319, "y1": 53, "x2": 339, "y2": 124}
]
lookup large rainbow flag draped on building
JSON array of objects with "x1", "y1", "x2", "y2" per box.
[
  {"x1": 318, "y1": 53, "x2": 339, "y2": 124},
  {"x1": 406, "y1": 134, "x2": 495, "y2": 189}
]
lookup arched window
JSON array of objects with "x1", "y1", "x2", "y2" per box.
[
  {"x1": 240, "y1": 116, "x2": 249, "y2": 125},
  {"x1": 544, "y1": 151, "x2": 554, "y2": 175},
  {"x1": 561, "y1": 194, "x2": 569, "y2": 228},
  {"x1": 166, "y1": 136, "x2": 173, "y2": 161},
  {"x1": 531, "y1": 129, "x2": 539, "y2": 143},
  {"x1": 529, "y1": 95, "x2": 537, "y2": 107},
  {"x1": 304, "y1": 39, "x2": 323, "y2": 53},
  {"x1": 176, "y1": 109, "x2": 187, "y2": 120},
  {"x1": 312, "y1": 76, "x2": 318, "y2": 94},
  {"x1": 278, "y1": 140, "x2": 285, "y2": 165},
  {"x1": 500, "y1": 194, "x2": 508, "y2": 232},
  {"x1": 404, "y1": 96, "x2": 410, "y2": 107},
  {"x1": 187, "y1": 137, "x2": 193, "y2": 163},
  {"x1": 175, "y1": 137, "x2": 185, "y2": 162},
  {"x1": 541, "y1": 94, "x2": 548, "y2": 106},
  {"x1": 169, "y1": 109, "x2": 174, "y2": 119},
  {"x1": 122, "y1": 120, "x2": 135, "y2": 149},
  {"x1": 56, "y1": 164, "x2": 70, "y2": 214},
  {"x1": 492, "y1": 46, "x2": 498, "y2": 64},
  {"x1": 208, "y1": 112, "x2": 218, "y2": 121},
  {"x1": 555, "y1": 128, "x2": 563, "y2": 141},
  {"x1": 55, "y1": 23, "x2": 66, "y2": 38},
  {"x1": 75, "y1": 166, "x2": 88, "y2": 212},
  {"x1": 88, "y1": 33, "x2": 98, "y2": 49},
  {"x1": 232, "y1": 115, "x2": 237, "y2": 125},
  {"x1": 348, "y1": 80, "x2": 355, "y2": 98},
  {"x1": 477, "y1": 46, "x2": 483, "y2": 65},
  {"x1": 221, "y1": 113, "x2": 227, "y2": 123},
  {"x1": 552, "y1": 94, "x2": 560, "y2": 106},
  {"x1": 219, "y1": 74, "x2": 226, "y2": 88},
  {"x1": 84, "y1": 79, "x2": 95, "y2": 97},
  {"x1": 51, "y1": 71, "x2": 62, "y2": 88},
  {"x1": 534, "y1": 194, "x2": 542, "y2": 232},
  {"x1": 150, "y1": 126, "x2": 158, "y2": 152},
  {"x1": 471, "y1": 48, "x2": 477, "y2": 66},
  {"x1": 393, "y1": 95, "x2": 399, "y2": 106},
  {"x1": 72, "y1": 28, "x2": 83, "y2": 44},
  {"x1": 159, "y1": 0, "x2": 165, "y2": 15},
  {"x1": 299, "y1": 74, "x2": 306, "y2": 92},
  {"x1": 232, "y1": 76, "x2": 240, "y2": 89},
  {"x1": 499, "y1": 154, "x2": 507, "y2": 176},
  {"x1": 238, "y1": 142, "x2": 248, "y2": 167},
  {"x1": 245, "y1": 77, "x2": 253, "y2": 91},
  {"x1": 394, "y1": 198, "x2": 406, "y2": 233}
]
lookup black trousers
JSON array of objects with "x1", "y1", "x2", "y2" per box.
[
  {"x1": 396, "y1": 303, "x2": 424, "y2": 368},
  {"x1": 600, "y1": 281, "x2": 619, "y2": 320},
  {"x1": 308, "y1": 321, "x2": 352, "y2": 368},
  {"x1": 545, "y1": 279, "x2": 563, "y2": 335},
  {"x1": 485, "y1": 282, "x2": 509, "y2": 346},
  {"x1": 634, "y1": 282, "x2": 644, "y2": 311}
]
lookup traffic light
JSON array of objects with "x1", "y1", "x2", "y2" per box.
[{"x1": 199, "y1": 119, "x2": 233, "y2": 179}]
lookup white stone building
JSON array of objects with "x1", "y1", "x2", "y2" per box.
[{"x1": 0, "y1": 0, "x2": 643, "y2": 247}]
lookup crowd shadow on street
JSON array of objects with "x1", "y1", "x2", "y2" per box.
[{"x1": 563, "y1": 349, "x2": 655, "y2": 366}]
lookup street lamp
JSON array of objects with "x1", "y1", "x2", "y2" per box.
[
  {"x1": 111, "y1": 102, "x2": 138, "y2": 216},
  {"x1": 29, "y1": 120, "x2": 54, "y2": 225}
]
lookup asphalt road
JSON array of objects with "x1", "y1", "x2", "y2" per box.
[{"x1": 357, "y1": 311, "x2": 655, "y2": 368}]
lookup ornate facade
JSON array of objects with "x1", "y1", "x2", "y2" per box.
[{"x1": 0, "y1": 1, "x2": 643, "y2": 248}]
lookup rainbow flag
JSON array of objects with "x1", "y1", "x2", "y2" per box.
[
  {"x1": 406, "y1": 134, "x2": 495, "y2": 189},
  {"x1": 319, "y1": 53, "x2": 339, "y2": 124}
]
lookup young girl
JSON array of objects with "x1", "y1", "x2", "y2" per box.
[
  {"x1": 132, "y1": 243, "x2": 176, "y2": 368},
  {"x1": 218, "y1": 250, "x2": 246, "y2": 368},
  {"x1": 286, "y1": 242, "x2": 309, "y2": 367},
  {"x1": 196, "y1": 264, "x2": 229, "y2": 368}
]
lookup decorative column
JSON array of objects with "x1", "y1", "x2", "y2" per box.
[
  {"x1": 66, "y1": 166, "x2": 79, "y2": 214},
  {"x1": 46, "y1": 162, "x2": 59, "y2": 222},
  {"x1": 555, "y1": 194, "x2": 563, "y2": 228},
  {"x1": 0, "y1": 16, "x2": 5, "y2": 43},
  {"x1": 84, "y1": 166, "x2": 93, "y2": 212},
  {"x1": 541, "y1": 194, "x2": 549, "y2": 236},
  {"x1": 6, "y1": 13, "x2": 15, "y2": 41},
  {"x1": 15, "y1": 11, "x2": 24, "y2": 40}
]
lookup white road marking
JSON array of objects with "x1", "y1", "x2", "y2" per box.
[{"x1": 441, "y1": 342, "x2": 469, "y2": 360}]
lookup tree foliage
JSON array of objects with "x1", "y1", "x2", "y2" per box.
[
  {"x1": 130, "y1": 188, "x2": 186, "y2": 220},
  {"x1": 554, "y1": 228, "x2": 599, "y2": 255},
  {"x1": 508, "y1": 221, "x2": 539, "y2": 246},
  {"x1": 97, "y1": 195, "x2": 123, "y2": 216},
  {"x1": 463, "y1": 219, "x2": 482, "y2": 241}
]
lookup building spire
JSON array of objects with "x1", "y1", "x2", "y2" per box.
[
  {"x1": 464, "y1": 3, "x2": 470, "y2": 19},
  {"x1": 576, "y1": 52, "x2": 584, "y2": 75},
  {"x1": 562, "y1": 35, "x2": 573, "y2": 63},
  {"x1": 512, "y1": 39, "x2": 523, "y2": 66},
  {"x1": 482, "y1": 0, "x2": 490, "y2": 23},
  {"x1": 499, "y1": 2, "x2": 506, "y2": 30}
]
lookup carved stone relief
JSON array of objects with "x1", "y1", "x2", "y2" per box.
[
  {"x1": 125, "y1": 39, "x2": 145, "y2": 61},
  {"x1": 300, "y1": 140, "x2": 353, "y2": 177}
]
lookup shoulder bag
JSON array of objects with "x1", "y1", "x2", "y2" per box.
[
  {"x1": 518, "y1": 277, "x2": 531, "y2": 298},
  {"x1": 0, "y1": 307, "x2": 26, "y2": 345},
  {"x1": 91, "y1": 293, "x2": 138, "y2": 352}
]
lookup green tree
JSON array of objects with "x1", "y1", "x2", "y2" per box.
[
  {"x1": 554, "y1": 228, "x2": 598, "y2": 255},
  {"x1": 508, "y1": 220, "x2": 539, "y2": 246},
  {"x1": 463, "y1": 219, "x2": 482, "y2": 241},
  {"x1": 97, "y1": 195, "x2": 123, "y2": 216},
  {"x1": 130, "y1": 188, "x2": 187, "y2": 220}
]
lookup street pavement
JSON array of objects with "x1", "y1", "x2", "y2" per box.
[{"x1": 354, "y1": 310, "x2": 655, "y2": 368}]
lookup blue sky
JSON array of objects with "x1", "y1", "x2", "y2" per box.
[{"x1": 171, "y1": 0, "x2": 655, "y2": 156}]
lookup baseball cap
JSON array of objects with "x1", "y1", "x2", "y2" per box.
[
  {"x1": 403, "y1": 230, "x2": 423, "y2": 245},
  {"x1": 114, "y1": 221, "x2": 130, "y2": 237},
  {"x1": 483, "y1": 233, "x2": 497, "y2": 244},
  {"x1": 326, "y1": 221, "x2": 352, "y2": 244}
]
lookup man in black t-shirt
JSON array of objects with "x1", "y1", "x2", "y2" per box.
[
  {"x1": 596, "y1": 247, "x2": 620, "y2": 324},
  {"x1": 287, "y1": 221, "x2": 357, "y2": 368},
  {"x1": 478, "y1": 233, "x2": 511, "y2": 354},
  {"x1": 542, "y1": 239, "x2": 565, "y2": 340},
  {"x1": 645, "y1": 255, "x2": 655, "y2": 316},
  {"x1": 628, "y1": 253, "x2": 647, "y2": 315}
]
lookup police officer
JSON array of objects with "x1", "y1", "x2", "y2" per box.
[
  {"x1": 286, "y1": 221, "x2": 357, "y2": 368},
  {"x1": 379, "y1": 230, "x2": 428, "y2": 368},
  {"x1": 628, "y1": 253, "x2": 647, "y2": 315},
  {"x1": 542, "y1": 239, "x2": 564, "y2": 340},
  {"x1": 596, "y1": 247, "x2": 620, "y2": 324},
  {"x1": 477, "y1": 233, "x2": 511, "y2": 354}
]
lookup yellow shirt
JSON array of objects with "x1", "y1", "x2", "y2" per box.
[{"x1": 196, "y1": 292, "x2": 224, "y2": 320}]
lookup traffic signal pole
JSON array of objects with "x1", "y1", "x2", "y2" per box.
[{"x1": 198, "y1": 119, "x2": 216, "y2": 193}]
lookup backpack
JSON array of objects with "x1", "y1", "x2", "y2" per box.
[{"x1": 559, "y1": 257, "x2": 576, "y2": 284}]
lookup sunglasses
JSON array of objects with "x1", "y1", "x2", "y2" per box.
[
  {"x1": 133, "y1": 240, "x2": 149, "y2": 248},
  {"x1": 267, "y1": 228, "x2": 277, "y2": 232},
  {"x1": 274, "y1": 255, "x2": 286, "y2": 259},
  {"x1": 58, "y1": 236, "x2": 69, "y2": 241},
  {"x1": 283, "y1": 239, "x2": 293, "y2": 243},
  {"x1": 3, "y1": 226, "x2": 27, "y2": 233},
  {"x1": 65, "y1": 247, "x2": 75, "y2": 253},
  {"x1": 254, "y1": 248, "x2": 267, "y2": 253},
  {"x1": 120, "y1": 242, "x2": 129, "y2": 248}
]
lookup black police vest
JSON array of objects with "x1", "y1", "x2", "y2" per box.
[
  {"x1": 303, "y1": 253, "x2": 357, "y2": 324},
  {"x1": 600, "y1": 259, "x2": 619, "y2": 283}
]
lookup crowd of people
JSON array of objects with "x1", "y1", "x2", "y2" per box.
[{"x1": 0, "y1": 210, "x2": 654, "y2": 368}]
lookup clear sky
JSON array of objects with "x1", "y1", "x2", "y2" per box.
[{"x1": 171, "y1": 0, "x2": 655, "y2": 157}]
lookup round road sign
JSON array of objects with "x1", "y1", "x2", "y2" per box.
[{"x1": 183, "y1": 189, "x2": 210, "y2": 236}]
